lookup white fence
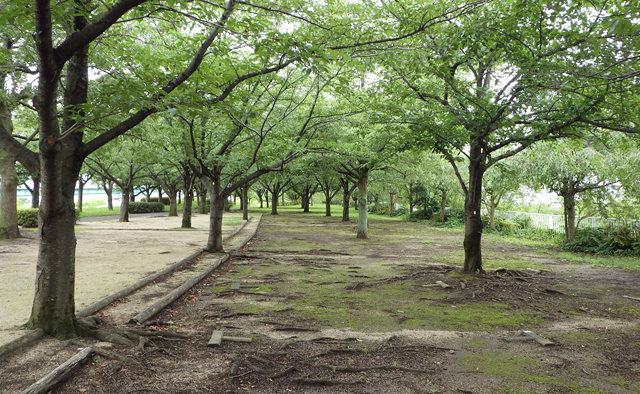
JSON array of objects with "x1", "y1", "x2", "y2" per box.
[{"x1": 493, "y1": 211, "x2": 640, "y2": 233}]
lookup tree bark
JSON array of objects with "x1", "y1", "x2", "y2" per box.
[
  {"x1": 204, "y1": 175, "x2": 225, "y2": 252},
  {"x1": 119, "y1": 187, "x2": 131, "y2": 222},
  {"x1": 182, "y1": 187, "x2": 194, "y2": 228},
  {"x1": 356, "y1": 170, "x2": 369, "y2": 239},
  {"x1": 562, "y1": 180, "x2": 577, "y2": 242},
  {"x1": 271, "y1": 183, "x2": 279, "y2": 215},
  {"x1": 339, "y1": 178, "x2": 354, "y2": 222},
  {"x1": 389, "y1": 191, "x2": 395, "y2": 213},
  {"x1": 463, "y1": 145, "x2": 485, "y2": 273},
  {"x1": 0, "y1": 147, "x2": 20, "y2": 239},
  {"x1": 242, "y1": 184, "x2": 249, "y2": 221},
  {"x1": 31, "y1": 176, "x2": 40, "y2": 208},
  {"x1": 439, "y1": 188, "x2": 447, "y2": 222},
  {"x1": 167, "y1": 190, "x2": 178, "y2": 216},
  {"x1": 26, "y1": 1, "x2": 91, "y2": 338},
  {"x1": 0, "y1": 42, "x2": 20, "y2": 239},
  {"x1": 102, "y1": 180, "x2": 114, "y2": 210}
]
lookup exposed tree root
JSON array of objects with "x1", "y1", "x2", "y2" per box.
[
  {"x1": 292, "y1": 377, "x2": 363, "y2": 386},
  {"x1": 69, "y1": 340, "x2": 144, "y2": 368}
]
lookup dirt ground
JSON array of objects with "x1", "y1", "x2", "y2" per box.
[
  {"x1": 0, "y1": 212, "x2": 242, "y2": 343},
  {"x1": 3, "y1": 212, "x2": 640, "y2": 393}
]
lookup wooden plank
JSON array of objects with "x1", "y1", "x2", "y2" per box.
[
  {"x1": 208, "y1": 331, "x2": 223, "y2": 346},
  {"x1": 522, "y1": 331, "x2": 554, "y2": 346},
  {"x1": 21, "y1": 347, "x2": 93, "y2": 394},
  {"x1": 207, "y1": 331, "x2": 252, "y2": 347},
  {"x1": 129, "y1": 254, "x2": 230, "y2": 324}
]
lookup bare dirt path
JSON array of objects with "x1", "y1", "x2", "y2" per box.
[
  {"x1": 3, "y1": 212, "x2": 640, "y2": 393},
  {"x1": 0, "y1": 213, "x2": 243, "y2": 343}
]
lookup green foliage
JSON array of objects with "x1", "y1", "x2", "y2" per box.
[
  {"x1": 17, "y1": 209, "x2": 39, "y2": 228},
  {"x1": 143, "y1": 197, "x2": 170, "y2": 205},
  {"x1": 563, "y1": 225, "x2": 640, "y2": 256},
  {"x1": 128, "y1": 202, "x2": 165, "y2": 214}
]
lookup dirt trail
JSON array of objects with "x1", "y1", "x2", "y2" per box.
[
  {"x1": 2, "y1": 213, "x2": 640, "y2": 394},
  {"x1": 0, "y1": 213, "x2": 242, "y2": 343}
]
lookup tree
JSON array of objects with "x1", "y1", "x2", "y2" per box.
[
  {"x1": 379, "y1": 1, "x2": 639, "y2": 272},
  {"x1": 519, "y1": 139, "x2": 622, "y2": 241},
  {"x1": 0, "y1": 0, "x2": 246, "y2": 338}
]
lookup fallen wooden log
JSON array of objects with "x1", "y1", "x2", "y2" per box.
[
  {"x1": 208, "y1": 330, "x2": 253, "y2": 346},
  {"x1": 0, "y1": 329, "x2": 44, "y2": 359},
  {"x1": 129, "y1": 254, "x2": 230, "y2": 325},
  {"x1": 228, "y1": 215, "x2": 262, "y2": 252},
  {"x1": 76, "y1": 248, "x2": 205, "y2": 319},
  {"x1": 20, "y1": 347, "x2": 93, "y2": 394}
]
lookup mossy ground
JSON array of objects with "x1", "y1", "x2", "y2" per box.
[{"x1": 49, "y1": 207, "x2": 640, "y2": 394}]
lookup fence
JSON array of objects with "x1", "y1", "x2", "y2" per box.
[{"x1": 492, "y1": 210, "x2": 640, "y2": 234}]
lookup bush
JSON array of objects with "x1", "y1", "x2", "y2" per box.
[
  {"x1": 17, "y1": 209, "x2": 39, "y2": 227},
  {"x1": 144, "y1": 197, "x2": 170, "y2": 205},
  {"x1": 128, "y1": 202, "x2": 165, "y2": 213},
  {"x1": 563, "y1": 225, "x2": 640, "y2": 256},
  {"x1": 17, "y1": 209, "x2": 81, "y2": 228}
]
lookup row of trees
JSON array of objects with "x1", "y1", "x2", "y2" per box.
[{"x1": 0, "y1": 0, "x2": 638, "y2": 338}]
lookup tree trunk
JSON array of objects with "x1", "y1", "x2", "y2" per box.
[
  {"x1": 31, "y1": 176, "x2": 40, "y2": 208},
  {"x1": 27, "y1": 5, "x2": 91, "y2": 338},
  {"x1": 119, "y1": 188, "x2": 130, "y2": 222},
  {"x1": 103, "y1": 180, "x2": 113, "y2": 210},
  {"x1": 389, "y1": 191, "x2": 395, "y2": 213},
  {"x1": 562, "y1": 182, "x2": 577, "y2": 242},
  {"x1": 0, "y1": 148, "x2": 20, "y2": 239},
  {"x1": 181, "y1": 172, "x2": 195, "y2": 228},
  {"x1": 463, "y1": 147, "x2": 485, "y2": 273},
  {"x1": 340, "y1": 178, "x2": 353, "y2": 222},
  {"x1": 374, "y1": 194, "x2": 379, "y2": 211},
  {"x1": 77, "y1": 178, "x2": 84, "y2": 212},
  {"x1": 167, "y1": 190, "x2": 178, "y2": 217},
  {"x1": 271, "y1": 184, "x2": 279, "y2": 215},
  {"x1": 204, "y1": 176, "x2": 225, "y2": 252},
  {"x1": 356, "y1": 170, "x2": 369, "y2": 239},
  {"x1": 439, "y1": 188, "x2": 447, "y2": 222},
  {"x1": 182, "y1": 189, "x2": 193, "y2": 228},
  {"x1": 242, "y1": 184, "x2": 249, "y2": 221}
]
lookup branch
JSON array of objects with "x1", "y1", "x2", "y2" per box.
[{"x1": 80, "y1": 0, "x2": 237, "y2": 157}]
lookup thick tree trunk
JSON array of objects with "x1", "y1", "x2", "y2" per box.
[
  {"x1": 340, "y1": 178, "x2": 353, "y2": 222},
  {"x1": 103, "y1": 181, "x2": 113, "y2": 210},
  {"x1": 325, "y1": 197, "x2": 331, "y2": 217},
  {"x1": 27, "y1": 3, "x2": 91, "y2": 337},
  {"x1": 356, "y1": 170, "x2": 369, "y2": 239},
  {"x1": 119, "y1": 188, "x2": 130, "y2": 222},
  {"x1": 0, "y1": 148, "x2": 20, "y2": 239},
  {"x1": 31, "y1": 176, "x2": 40, "y2": 208},
  {"x1": 204, "y1": 175, "x2": 225, "y2": 252},
  {"x1": 182, "y1": 188, "x2": 194, "y2": 229},
  {"x1": 167, "y1": 190, "x2": 178, "y2": 217},
  {"x1": 463, "y1": 148, "x2": 485, "y2": 273},
  {"x1": 77, "y1": 179, "x2": 84, "y2": 212}
]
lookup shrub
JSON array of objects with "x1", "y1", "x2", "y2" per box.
[
  {"x1": 563, "y1": 225, "x2": 640, "y2": 256},
  {"x1": 145, "y1": 197, "x2": 170, "y2": 205},
  {"x1": 17, "y1": 209, "x2": 39, "y2": 228},
  {"x1": 17, "y1": 208, "x2": 81, "y2": 228},
  {"x1": 128, "y1": 202, "x2": 165, "y2": 213}
]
